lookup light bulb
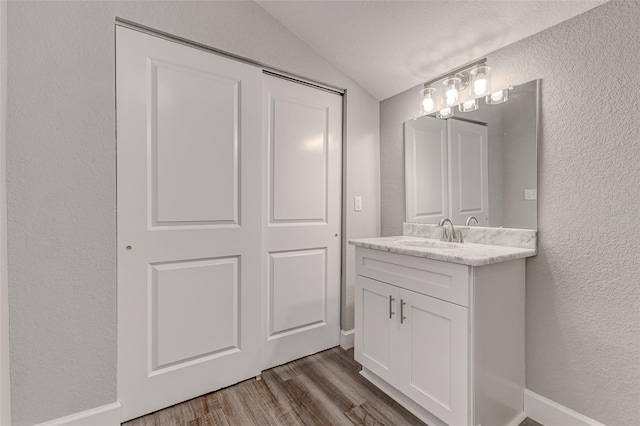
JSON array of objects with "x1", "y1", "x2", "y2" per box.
[
  {"x1": 490, "y1": 91, "x2": 504, "y2": 102},
  {"x1": 473, "y1": 78, "x2": 487, "y2": 96},
  {"x1": 442, "y1": 77, "x2": 461, "y2": 107},
  {"x1": 470, "y1": 64, "x2": 491, "y2": 97},
  {"x1": 422, "y1": 97, "x2": 435, "y2": 112},
  {"x1": 420, "y1": 87, "x2": 437, "y2": 114},
  {"x1": 445, "y1": 88, "x2": 458, "y2": 106}
]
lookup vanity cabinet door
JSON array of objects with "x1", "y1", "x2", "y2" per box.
[
  {"x1": 398, "y1": 289, "x2": 469, "y2": 426},
  {"x1": 355, "y1": 276, "x2": 400, "y2": 387}
]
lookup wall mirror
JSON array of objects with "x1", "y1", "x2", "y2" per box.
[{"x1": 404, "y1": 79, "x2": 539, "y2": 229}]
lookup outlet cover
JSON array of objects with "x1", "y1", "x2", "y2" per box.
[{"x1": 524, "y1": 189, "x2": 537, "y2": 200}]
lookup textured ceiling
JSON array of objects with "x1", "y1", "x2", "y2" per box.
[{"x1": 257, "y1": 0, "x2": 607, "y2": 100}]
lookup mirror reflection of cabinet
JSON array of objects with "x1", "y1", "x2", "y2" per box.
[{"x1": 405, "y1": 117, "x2": 488, "y2": 225}]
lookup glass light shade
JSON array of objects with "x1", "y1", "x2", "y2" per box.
[
  {"x1": 459, "y1": 99, "x2": 479, "y2": 112},
  {"x1": 486, "y1": 88, "x2": 509, "y2": 105},
  {"x1": 469, "y1": 65, "x2": 492, "y2": 97},
  {"x1": 436, "y1": 107, "x2": 454, "y2": 119},
  {"x1": 442, "y1": 77, "x2": 461, "y2": 106},
  {"x1": 420, "y1": 87, "x2": 437, "y2": 114}
]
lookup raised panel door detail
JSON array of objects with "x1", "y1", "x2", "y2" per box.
[
  {"x1": 150, "y1": 257, "x2": 239, "y2": 373},
  {"x1": 404, "y1": 118, "x2": 448, "y2": 223},
  {"x1": 118, "y1": 26, "x2": 263, "y2": 421},
  {"x1": 268, "y1": 96, "x2": 328, "y2": 224},
  {"x1": 448, "y1": 119, "x2": 489, "y2": 226},
  {"x1": 150, "y1": 59, "x2": 239, "y2": 227},
  {"x1": 414, "y1": 127, "x2": 446, "y2": 217},
  {"x1": 399, "y1": 289, "x2": 469, "y2": 426},
  {"x1": 355, "y1": 276, "x2": 400, "y2": 387},
  {"x1": 408, "y1": 307, "x2": 452, "y2": 408},
  {"x1": 268, "y1": 249, "x2": 327, "y2": 338},
  {"x1": 261, "y1": 75, "x2": 341, "y2": 371},
  {"x1": 456, "y1": 134, "x2": 483, "y2": 211}
]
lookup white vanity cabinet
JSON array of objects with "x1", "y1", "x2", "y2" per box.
[{"x1": 354, "y1": 247, "x2": 526, "y2": 426}]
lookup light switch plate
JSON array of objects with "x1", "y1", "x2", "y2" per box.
[
  {"x1": 524, "y1": 189, "x2": 537, "y2": 200},
  {"x1": 354, "y1": 196, "x2": 362, "y2": 212}
]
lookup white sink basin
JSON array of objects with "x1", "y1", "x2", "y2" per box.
[{"x1": 394, "y1": 239, "x2": 463, "y2": 249}]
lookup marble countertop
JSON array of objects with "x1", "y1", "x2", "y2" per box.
[{"x1": 349, "y1": 236, "x2": 536, "y2": 267}]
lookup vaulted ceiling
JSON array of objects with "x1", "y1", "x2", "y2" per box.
[{"x1": 257, "y1": 1, "x2": 607, "y2": 100}]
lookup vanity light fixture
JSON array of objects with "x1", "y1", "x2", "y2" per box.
[
  {"x1": 417, "y1": 59, "x2": 511, "y2": 118},
  {"x1": 486, "y1": 87, "x2": 511, "y2": 105},
  {"x1": 436, "y1": 107, "x2": 454, "y2": 119},
  {"x1": 420, "y1": 87, "x2": 437, "y2": 114},
  {"x1": 469, "y1": 65, "x2": 491, "y2": 97},
  {"x1": 443, "y1": 77, "x2": 461, "y2": 106},
  {"x1": 459, "y1": 99, "x2": 479, "y2": 112}
]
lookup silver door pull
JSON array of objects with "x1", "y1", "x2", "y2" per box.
[
  {"x1": 389, "y1": 295, "x2": 395, "y2": 318},
  {"x1": 400, "y1": 299, "x2": 406, "y2": 324}
]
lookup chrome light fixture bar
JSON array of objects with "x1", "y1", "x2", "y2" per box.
[{"x1": 418, "y1": 58, "x2": 511, "y2": 119}]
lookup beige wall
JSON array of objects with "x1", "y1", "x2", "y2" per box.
[
  {"x1": 380, "y1": 1, "x2": 639, "y2": 425},
  {"x1": 6, "y1": 1, "x2": 379, "y2": 424}
]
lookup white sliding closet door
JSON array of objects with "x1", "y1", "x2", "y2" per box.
[
  {"x1": 261, "y1": 75, "x2": 342, "y2": 370},
  {"x1": 117, "y1": 27, "x2": 262, "y2": 421}
]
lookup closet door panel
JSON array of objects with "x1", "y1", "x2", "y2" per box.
[
  {"x1": 117, "y1": 27, "x2": 262, "y2": 421},
  {"x1": 262, "y1": 75, "x2": 342, "y2": 370}
]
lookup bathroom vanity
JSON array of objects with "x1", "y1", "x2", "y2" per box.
[{"x1": 350, "y1": 224, "x2": 537, "y2": 426}]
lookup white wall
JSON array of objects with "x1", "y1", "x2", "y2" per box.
[
  {"x1": 6, "y1": 1, "x2": 379, "y2": 424},
  {"x1": 380, "y1": 1, "x2": 639, "y2": 425}
]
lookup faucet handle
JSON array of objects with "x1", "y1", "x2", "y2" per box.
[{"x1": 437, "y1": 225, "x2": 450, "y2": 242}]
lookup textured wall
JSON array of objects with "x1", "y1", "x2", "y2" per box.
[
  {"x1": 380, "y1": 1, "x2": 640, "y2": 425},
  {"x1": 7, "y1": 1, "x2": 379, "y2": 424}
]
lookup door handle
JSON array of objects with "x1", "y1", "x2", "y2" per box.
[
  {"x1": 400, "y1": 299, "x2": 406, "y2": 324},
  {"x1": 389, "y1": 295, "x2": 395, "y2": 319}
]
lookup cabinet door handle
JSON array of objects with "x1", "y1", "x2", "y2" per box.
[
  {"x1": 400, "y1": 299, "x2": 406, "y2": 324},
  {"x1": 389, "y1": 295, "x2": 395, "y2": 318}
]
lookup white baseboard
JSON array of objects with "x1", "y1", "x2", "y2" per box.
[
  {"x1": 525, "y1": 390, "x2": 606, "y2": 426},
  {"x1": 506, "y1": 411, "x2": 528, "y2": 426},
  {"x1": 340, "y1": 328, "x2": 354, "y2": 350},
  {"x1": 36, "y1": 402, "x2": 121, "y2": 426}
]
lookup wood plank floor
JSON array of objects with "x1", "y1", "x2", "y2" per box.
[{"x1": 124, "y1": 347, "x2": 542, "y2": 426}]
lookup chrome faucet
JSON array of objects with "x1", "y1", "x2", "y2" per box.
[
  {"x1": 466, "y1": 216, "x2": 478, "y2": 226},
  {"x1": 438, "y1": 218, "x2": 463, "y2": 243}
]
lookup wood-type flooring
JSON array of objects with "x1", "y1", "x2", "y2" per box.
[{"x1": 124, "y1": 347, "x2": 542, "y2": 426}]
